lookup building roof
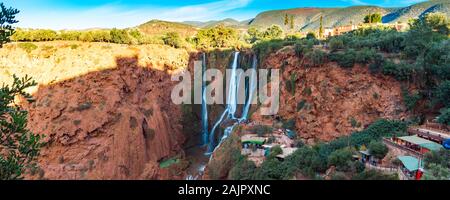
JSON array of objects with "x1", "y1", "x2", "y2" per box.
[
  {"x1": 397, "y1": 156, "x2": 423, "y2": 172},
  {"x1": 398, "y1": 135, "x2": 438, "y2": 146},
  {"x1": 241, "y1": 134, "x2": 266, "y2": 145},
  {"x1": 419, "y1": 142, "x2": 443, "y2": 151}
]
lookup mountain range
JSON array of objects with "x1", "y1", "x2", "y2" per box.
[{"x1": 176, "y1": 0, "x2": 449, "y2": 31}]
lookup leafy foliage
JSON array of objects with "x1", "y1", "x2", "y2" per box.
[
  {"x1": 437, "y1": 108, "x2": 450, "y2": 125},
  {"x1": 246, "y1": 25, "x2": 284, "y2": 44},
  {"x1": 162, "y1": 32, "x2": 184, "y2": 48},
  {"x1": 327, "y1": 148, "x2": 353, "y2": 171},
  {"x1": 0, "y1": 75, "x2": 45, "y2": 180},
  {"x1": 17, "y1": 43, "x2": 38, "y2": 53},
  {"x1": 195, "y1": 25, "x2": 239, "y2": 49},
  {"x1": 352, "y1": 170, "x2": 398, "y2": 180},
  {"x1": 364, "y1": 13, "x2": 382, "y2": 23},
  {"x1": 304, "y1": 49, "x2": 327, "y2": 67},
  {"x1": 368, "y1": 141, "x2": 388, "y2": 159},
  {"x1": 423, "y1": 163, "x2": 450, "y2": 180},
  {"x1": 0, "y1": 3, "x2": 19, "y2": 47}
]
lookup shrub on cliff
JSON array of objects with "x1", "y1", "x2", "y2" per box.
[
  {"x1": 0, "y1": 75, "x2": 45, "y2": 180},
  {"x1": 304, "y1": 49, "x2": 327, "y2": 67},
  {"x1": 229, "y1": 159, "x2": 257, "y2": 180},
  {"x1": 329, "y1": 37, "x2": 344, "y2": 52},
  {"x1": 329, "y1": 49, "x2": 356, "y2": 68},
  {"x1": 382, "y1": 61, "x2": 413, "y2": 81}
]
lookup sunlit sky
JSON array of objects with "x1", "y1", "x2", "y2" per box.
[{"x1": 3, "y1": 0, "x2": 427, "y2": 29}]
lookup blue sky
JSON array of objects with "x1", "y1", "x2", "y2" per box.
[{"x1": 3, "y1": 0, "x2": 427, "y2": 29}]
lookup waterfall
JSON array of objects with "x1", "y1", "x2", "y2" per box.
[
  {"x1": 201, "y1": 53, "x2": 209, "y2": 145},
  {"x1": 206, "y1": 52, "x2": 258, "y2": 154},
  {"x1": 240, "y1": 54, "x2": 257, "y2": 122}
]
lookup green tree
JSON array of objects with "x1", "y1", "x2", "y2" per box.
[
  {"x1": 290, "y1": 15, "x2": 294, "y2": 30},
  {"x1": 433, "y1": 80, "x2": 450, "y2": 108},
  {"x1": 229, "y1": 159, "x2": 257, "y2": 180},
  {"x1": 110, "y1": 28, "x2": 132, "y2": 44},
  {"x1": 424, "y1": 12, "x2": 449, "y2": 35},
  {"x1": 163, "y1": 32, "x2": 184, "y2": 48},
  {"x1": 437, "y1": 108, "x2": 450, "y2": 125},
  {"x1": 246, "y1": 27, "x2": 261, "y2": 43},
  {"x1": 284, "y1": 14, "x2": 289, "y2": 26},
  {"x1": 368, "y1": 141, "x2": 388, "y2": 159},
  {"x1": 306, "y1": 32, "x2": 316, "y2": 40},
  {"x1": 364, "y1": 13, "x2": 382, "y2": 24},
  {"x1": 0, "y1": 3, "x2": 19, "y2": 47},
  {"x1": 0, "y1": 75, "x2": 45, "y2": 180},
  {"x1": 319, "y1": 16, "x2": 324, "y2": 39},
  {"x1": 195, "y1": 25, "x2": 239, "y2": 49},
  {"x1": 263, "y1": 25, "x2": 283, "y2": 40},
  {"x1": 424, "y1": 149, "x2": 450, "y2": 169},
  {"x1": 328, "y1": 148, "x2": 353, "y2": 171},
  {"x1": 329, "y1": 37, "x2": 344, "y2": 51},
  {"x1": 423, "y1": 163, "x2": 450, "y2": 180}
]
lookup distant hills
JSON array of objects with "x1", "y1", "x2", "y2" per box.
[
  {"x1": 183, "y1": 18, "x2": 250, "y2": 29},
  {"x1": 248, "y1": 0, "x2": 449, "y2": 31},
  {"x1": 137, "y1": 20, "x2": 198, "y2": 37},
  {"x1": 139, "y1": 0, "x2": 450, "y2": 35}
]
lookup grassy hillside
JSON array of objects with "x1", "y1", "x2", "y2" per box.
[
  {"x1": 138, "y1": 20, "x2": 198, "y2": 37},
  {"x1": 249, "y1": 6, "x2": 389, "y2": 31},
  {"x1": 183, "y1": 18, "x2": 249, "y2": 28},
  {"x1": 247, "y1": 0, "x2": 449, "y2": 31},
  {"x1": 383, "y1": 0, "x2": 450, "y2": 23}
]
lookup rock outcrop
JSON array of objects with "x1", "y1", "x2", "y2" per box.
[
  {"x1": 252, "y1": 47, "x2": 407, "y2": 143},
  {"x1": 24, "y1": 56, "x2": 185, "y2": 180}
]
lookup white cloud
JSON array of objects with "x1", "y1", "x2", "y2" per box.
[{"x1": 15, "y1": 0, "x2": 253, "y2": 29}]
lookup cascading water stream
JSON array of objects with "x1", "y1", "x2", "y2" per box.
[
  {"x1": 240, "y1": 54, "x2": 257, "y2": 122},
  {"x1": 201, "y1": 53, "x2": 209, "y2": 145},
  {"x1": 207, "y1": 52, "x2": 258, "y2": 154},
  {"x1": 187, "y1": 52, "x2": 257, "y2": 180}
]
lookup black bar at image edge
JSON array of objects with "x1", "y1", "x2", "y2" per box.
[{"x1": 0, "y1": 181, "x2": 447, "y2": 199}]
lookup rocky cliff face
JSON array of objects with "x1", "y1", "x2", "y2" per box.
[
  {"x1": 252, "y1": 47, "x2": 407, "y2": 143},
  {"x1": 0, "y1": 42, "x2": 191, "y2": 180},
  {"x1": 24, "y1": 57, "x2": 185, "y2": 180}
]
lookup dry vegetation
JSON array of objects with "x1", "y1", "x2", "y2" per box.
[{"x1": 0, "y1": 41, "x2": 190, "y2": 93}]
